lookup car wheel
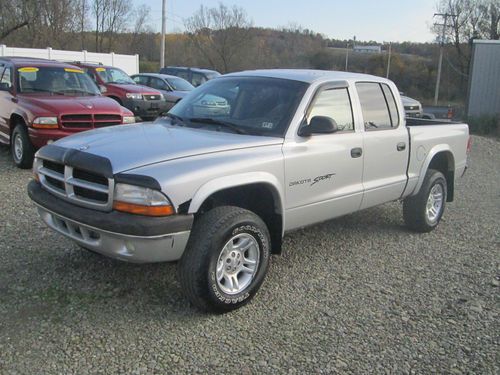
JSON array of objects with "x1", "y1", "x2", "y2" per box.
[
  {"x1": 178, "y1": 206, "x2": 271, "y2": 313},
  {"x1": 11, "y1": 124, "x2": 35, "y2": 169},
  {"x1": 403, "y1": 169, "x2": 447, "y2": 233}
]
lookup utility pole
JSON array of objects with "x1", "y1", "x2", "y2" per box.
[
  {"x1": 433, "y1": 13, "x2": 454, "y2": 105},
  {"x1": 386, "y1": 43, "x2": 392, "y2": 78},
  {"x1": 345, "y1": 42, "x2": 349, "y2": 71},
  {"x1": 160, "y1": 0, "x2": 166, "y2": 69}
]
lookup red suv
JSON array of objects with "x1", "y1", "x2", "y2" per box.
[
  {"x1": 0, "y1": 57, "x2": 135, "y2": 168},
  {"x1": 75, "y1": 62, "x2": 168, "y2": 121}
]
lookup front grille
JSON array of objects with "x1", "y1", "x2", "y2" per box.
[
  {"x1": 37, "y1": 159, "x2": 113, "y2": 211},
  {"x1": 143, "y1": 94, "x2": 161, "y2": 101},
  {"x1": 61, "y1": 114, "x2": 122, "y2": 129}
]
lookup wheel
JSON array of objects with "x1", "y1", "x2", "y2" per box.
[
  {"x1": 403, "y1": 169, "x2": 447, "y2": 232},
  {"x1": 178, "y1": 206, "x2": 271, "y2": 313},
  {"x1": 11, "y1": 124, "x2": 35, "y2": 169}
]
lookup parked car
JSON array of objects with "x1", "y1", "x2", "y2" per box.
[
  {"x1": 74, "y1": 62, "x2": 168, "y2": 120},
  {"x1": 0, "y1": 57, "x2": 135, "y2": 168},
  {"x1": 400, "y1": 94, "x2": 423, "y2": 117},
  {"x1": 131, "y1": 73, "x2": 194, "y2": 110},
  {"x1": 29, "y1": 70, "x2": 470, "y2": 312},
  {"x1": 159, "y1": 66, "x2": 220, "y2": 87}
]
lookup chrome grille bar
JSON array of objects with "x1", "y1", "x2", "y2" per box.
[{"x1": 35, "y1": 158, "x2": 114, "y2": 211}]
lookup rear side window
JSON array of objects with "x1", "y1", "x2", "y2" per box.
[
  {"x1": 381, "y1": 84, "x2": 399, "y2": 127},
  {"x1": 133, "y1": 75, "x2": 149, "y2": 86},
  {"x1": 307, "y1": 88, "x2": 354, "y2": 131},
  {"x1": 356, "y1": 82, "x2": 398, "y2": 130},
  {"x1": 192, "y1": 72, "x2": 207, "y2": 87}
]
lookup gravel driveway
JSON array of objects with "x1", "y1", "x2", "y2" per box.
[{"x1": 0, "y1": 136, "x2": 498, "y2": 374}]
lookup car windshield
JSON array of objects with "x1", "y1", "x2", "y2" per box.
[
  {"x1": 167, "y1": 76, "x2": 308, "y2": 137},
  {"x1": 17, "y1": 66, "x2": 100, "y2": 95},
  {"x1": 96, "y1": 67, "x2": 135, "y2": 84},
  {"x1": 166, "y1": 77, "x2": 194, "y2": 91}
]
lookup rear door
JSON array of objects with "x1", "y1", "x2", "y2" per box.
[
  {"x1": 283, "y1": 83, "x2": 364, "y2": 230},
  {"x1": 355, "y1": 82, "x2": 409, "y2": 209}
]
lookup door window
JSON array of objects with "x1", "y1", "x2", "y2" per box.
[
  {"x1": 192, "y1": 72, "x2": 207, "y2": 87},
  {"x1": 150, "y1": 77, "x2": 168, "y2": 90},
  {"x1": 0, "y1": 66, "x2": 12, "y2": 89},
  {"x1": 356, "y1": 82, "x2": 397, "y2": 130},
  {"x1": 307, "y1": 88, "x2": 354, "y2": 131}
]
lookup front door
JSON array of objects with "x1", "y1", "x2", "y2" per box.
[{"x1": 283, "y1": 84, "x2": 364, "y2": 231}]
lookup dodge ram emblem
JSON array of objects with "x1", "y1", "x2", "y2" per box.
[{"x1": 79, "y1": 144, "x2": 90, "y2": 151}]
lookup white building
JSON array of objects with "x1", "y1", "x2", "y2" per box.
[{"x1": 353, "y1": 45, "x2": 382, "y2": 54}]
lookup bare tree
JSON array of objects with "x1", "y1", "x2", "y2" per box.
[
  {"x1": 0, "y1": 0, "x2": 38, "y2": 41},
  {"x1": 185, "y1": 4, "x2": 253, "y2": 72}
]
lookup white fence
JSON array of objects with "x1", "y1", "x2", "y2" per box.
[{"x1": 0, "y1": 45, "x2": 139, "y2": 75}]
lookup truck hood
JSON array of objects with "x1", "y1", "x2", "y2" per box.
[
  {"x1": 19, "y1": 95, "x2": 123, "y2": 114},
  {"x1": 52, "y1": 121, "x2": 283, "y2": 173}
]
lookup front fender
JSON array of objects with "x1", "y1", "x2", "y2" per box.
[{"x1": 188, "y1": 172, "x2": 285, "y2": 231}]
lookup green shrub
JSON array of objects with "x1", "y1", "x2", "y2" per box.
[{"x1": 139, "y1": 60, "x2": 160, "y2": 73}]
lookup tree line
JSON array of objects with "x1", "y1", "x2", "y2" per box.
[{"x1": 1, "y1": 0, "x2": 498, "y2": 106}]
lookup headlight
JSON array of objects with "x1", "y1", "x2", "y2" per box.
[
  {"x1": 126, "y1": 93, "x2": 143, "y2": 100},
  {"x1": 113, "y1": 183, "x2": 174, "y2": 216},
  {"x1": 33, "y1": 117, "x2": 58, "y2": 129},
  {"x1": 122, "y1": 116, "x2": 136, "y2": 124}
]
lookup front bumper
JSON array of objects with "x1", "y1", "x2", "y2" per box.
[
  {"x1": 122, "y1": 98, "x2": 169, "y2": 118},
  {"x1": 28, "y1": 127, "x2": 82, "y2": 149},
  {"x1": 28, "y1": 181, "x2": 193, "y2": 263}
]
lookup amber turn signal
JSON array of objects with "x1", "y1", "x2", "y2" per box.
[{"x1": 113, "y1": 201, "x2": 174, "y2": 217}]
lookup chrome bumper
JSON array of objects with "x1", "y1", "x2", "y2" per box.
[{"x1": 37, "y1": 206, "x2": 190, "y2": 263}]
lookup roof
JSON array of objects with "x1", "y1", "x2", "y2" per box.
[
  {"x1": 0, "y1": 56, "x2": 81, "y2": 69},
  {"x1": 224, "y1": 69, "x2": 390, "y2": 84},
  {"x1": 132, "y1": 73, "x2": 178, "y2": 79},
  {"x1": 163, "y1": 66, "x2": 220, "y2": 74}
]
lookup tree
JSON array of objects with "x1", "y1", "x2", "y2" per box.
[
  {"x1": 92, "y1": 0, "x2": 131, "y2": 52},
  {"x1": 0, "y1": 0, "x2": 38, "y2": 41},
  {"x1": 184, "y1": 4, "x2": 253, "y2": 73}
]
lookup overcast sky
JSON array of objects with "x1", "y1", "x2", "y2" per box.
[{"x1": 138, "y1": 0, "x2": 439, "y2": 43}]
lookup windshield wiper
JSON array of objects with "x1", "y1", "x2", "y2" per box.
[
  {"x1": 188, "y1": 117, "x2": 248, "y2": 134},
  {"x1": 164, "y1": 113, "x2": 186, "y2": 126}
]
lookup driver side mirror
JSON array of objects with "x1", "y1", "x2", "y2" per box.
[{"x1": 298, "y1": 116, "x2": 338, "y2": 137}]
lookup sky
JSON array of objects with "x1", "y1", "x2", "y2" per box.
[{"x1": 137, "y1": 0, "x2": 439, "y2": 43}]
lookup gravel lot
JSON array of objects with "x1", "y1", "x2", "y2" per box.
[{"x1": 0, "y1": 135, "x2": 498, "y2": 374}]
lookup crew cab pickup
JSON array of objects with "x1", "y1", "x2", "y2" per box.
[
  {"x1": 0, "y1": 57, "x2": 135, "y2": 168},
  {"x1": 28, "y1": 70, "x2": 470, "y2": 312},
  {"x1": 74, "y1": 62, "x2": 169, "y2": 121}
]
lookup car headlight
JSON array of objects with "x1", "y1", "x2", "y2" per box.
[
  {"x1": 126, "y1": 93, "x2": 143, "y2": 100},
  {"x1": 122, "y1": 116, "x2": 136, "y2": 124},
  {"x1": 33, "y1": 117, "x2": 58, "y2": 129},
  {"x1": 113, "y1": 183, "x2": 174, "y2": 216}
]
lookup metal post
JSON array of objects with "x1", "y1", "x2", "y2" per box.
[
  {"x1": 345, "y1": 42, "x2": 349, "y2": 71},
  {"x1": 160, "y1": 0, "x2": 166, "y2": 69},
  {"x1": 386, "y1": 43, "x2": 392, "y2": 78}
]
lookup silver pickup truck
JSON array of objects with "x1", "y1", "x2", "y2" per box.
[{"x1": 28, "y1": 70, "x2": 470, "y2": 312}]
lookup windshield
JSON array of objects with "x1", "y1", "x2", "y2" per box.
[
  {"x1": 168, "y1": 76, "x2": 308, "y2": 137},
  {"x1": 17, "y1": 66, "x2": 100, "y2": 95},
  {"x1": 166, "y1": 77, "x2": 194, "y2": 91},
  {"x1": 96, "y1": 67, "x2": 135, "y2": 84}
]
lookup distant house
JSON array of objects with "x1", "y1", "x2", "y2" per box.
[
  {"x1": 353, "y1": 45, "x2": 382, "y2": 54},
  {"x1": 467, "y1": 40, "x2": 500, "y2": 117}
]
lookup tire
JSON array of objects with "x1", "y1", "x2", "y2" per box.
[
  {"x1": 403, "y1": 169, "x2": 447, "y2": 233},
  {"x1": 178, "y1": 206, "x2": 271, "y2": 313},
  {"x1": 11, "y1": 124, "x2": 35, "y2": 169}
]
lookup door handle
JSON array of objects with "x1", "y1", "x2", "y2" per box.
[
  {"x1": 397, "y1": 142, "x2": 406, "y2": 151},
  {"x1": 350, "y1": 147, "x2": 363, "y2": 158}
]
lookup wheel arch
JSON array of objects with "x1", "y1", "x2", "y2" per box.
[
  {"x1": 413, "y1": 146, "x2": 455, "y2": 202},
  {"x1": 9, "y1": 112, "x2": 28, "y2": 133},
  {"x1": 188, "y1": 173, "x2": 285, "y2": 254}
]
